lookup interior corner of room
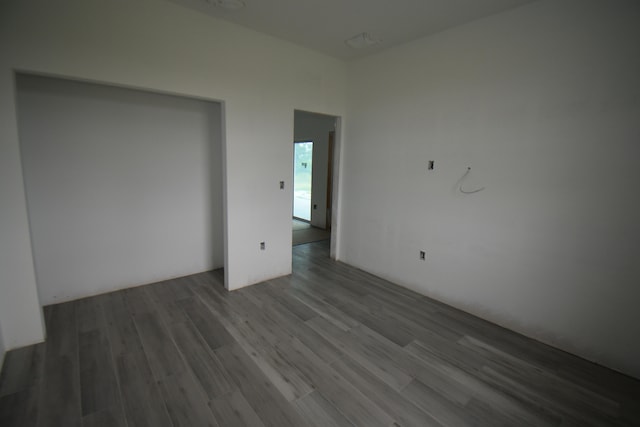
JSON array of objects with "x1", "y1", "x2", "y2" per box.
[{"x1": 1, "y1": 0, "x2": 639, "y2": 391}]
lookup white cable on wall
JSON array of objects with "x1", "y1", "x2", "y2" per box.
[{"x1": 459, "y1": 167, "x2": 485, "y2": 194}]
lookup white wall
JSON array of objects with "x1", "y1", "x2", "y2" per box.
[
  {"x1": 0, "y1": 0, "x2": 346, "y2": 349},
  {"x1": 16, "y1": 74, "x2": 223, "y2": 305},
  {"x1": 0, "y1": 320, "x2": 5, "y2": 372},
  {"x1": 294, "y1": 110, "x2": 336, "y2": 229},
  {"x1": 343, "y1": 0, "x2": 640, "y2": 379},
  {"x1": 0, "y1": 73, "x2": 46, "y2": 350}
]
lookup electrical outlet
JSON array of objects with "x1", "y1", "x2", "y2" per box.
[
  {"x1": 313, "y1": 204, "x2": 317, "y2": 209},
  {"x1": 279, "y1": 181, "x2": 285, "y2": 189},
  {"x1": 428, "y1": 160, "x2": 434, "y2": 170},
  {"x1": 419, "y1": 250, "x2": 426, "y2": 260},
  {"x1": 260, "y1": 242, "x2": 266, "y2": 250}
]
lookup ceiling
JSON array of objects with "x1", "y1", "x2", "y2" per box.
[{"x1": 169, "y1": 0, "x2": 538, "y2": 60}]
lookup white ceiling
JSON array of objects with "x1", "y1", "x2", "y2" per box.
[{"x1": 169, "y1": 0, "x2": 538, "y2": 60}]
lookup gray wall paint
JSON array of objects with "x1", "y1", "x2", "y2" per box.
[
  {"x1": 17, "y1": 75, "x2": 224, "y2": 304},
  {"x1": 294, "y1": 111, "x2": 336, "y2": 229},
  {"x1": 343, "y1": 0, "x2": 640, "y2": 379}
]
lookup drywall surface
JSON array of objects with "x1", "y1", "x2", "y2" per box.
[
  {"x1": 16, "y1": 75, "x2": 223, "y2": 305},
  {"x1": 0, "y1": 0, "x2": 346, "y2": 349},
  {"x1": 343, "y1": 0, "x2": 640, "y2": 378},
  {"x1": 0, "y1": 72, "x2": 46, "y2": 349},
  {"x1": 0, "y1": 321, "x2": 5, "y2": 372},
  {"x1": 294, "y1": 110, "x2": 336, "y2": 229}
]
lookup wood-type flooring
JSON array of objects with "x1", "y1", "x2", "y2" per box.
[{"x1": 1, "y1": 240, "x2": 638, "y2": 426}]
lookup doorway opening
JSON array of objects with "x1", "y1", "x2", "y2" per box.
[
  {"x1": 293, "y1": 141, "x2": 313, "y2": 222},
  {"x1": 292, "y1": 110, "x2": 338, "y2": 249}
]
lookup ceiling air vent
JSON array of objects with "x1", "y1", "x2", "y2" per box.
[
  {"x1": 209, "y1": 0, "x2": 245, "y2": 10},
  {"x1": 345, "y1": 32, "x2": 382, "y2": 49}
]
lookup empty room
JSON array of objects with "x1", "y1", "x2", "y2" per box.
[{"x1": 1, "y1": 0, "x2": 639, "y2": 426}]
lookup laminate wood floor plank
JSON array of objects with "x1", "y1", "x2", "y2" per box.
[
  {"x1": 37, "y1": 355, "x2": 81, "y2": 427},
  {"x1": 415, "y1": 340, "x2": 566, "y2": 426},
  {"x1": 114, "y1": 351, "x2": 173, "y2": 427},
  {"x1": 100, "y1": 291, "x2": 145, "y2": 358},
  {"x1": 262, "y1": 279, "x2": 319, "y2": 321},
  {"x1": 2, "y1": 240, "x2": 638, "y2": 427},
  {"x1": 0, "y1": 387, "x2": 39, "y2": 427},
  {"x1": 295, "y1": 267, "x2": 369, "y2": 305},
  {"x1": 123, "y1": 286, "x2": 157, "y2": 317},
  {"x1": 364, "y1": 293, "x2": 463, "y2": 342},
  {"x1": 479, "y1": 365, "x2": 625, "y2": 427},
  {"x1": 462, "y1": 397, "x2": 554, "y2": 427},
  {"x1": 209, "y1": 390, "x2": 267, "y2": 427},
  {"x1": 296, "y1": 271, "x2": 386, "y2": 316},
  {"x1": 131, "y1": 310, "x2": 187, "y2": 379},
  {"x1": 405, "y1": 339, "x2": 560, "y2": 426},
  {"x1": 353, "y1": 323, "x2": 477, "y2": 406},
  {"x1": 0, "y1": 343, "x2": 44, "y2": 397},
  {"x1": 434, "y1": 307, "x2": 573, "y2": 374},
  {"x1": 306, "y1": 317, "x2": 413, "y2": 391},
  {"x1": 311, "y1": 260, "x2": 417, "y2": 302},
  {"x1": 167, "y1": 320, "x2": 236, "y2": 399},
  {"x1": 287, "y1": 284, "x2": 359, "y2": 331},
  {"x1": 259, "y1": 298, "x2": 345, "y2": 364},
  {"x1": 401, "y1": 378, "x2": 472, "y2": 427},
  {"x1": 76, "y1": 296, "x2": 106, "y2": 334},
  {"x1": 459, "y1": 334, "x2": 621, "y2": 416},
  {"x1": 217, "y1": 305, "x2": 315, "y2": 402},
  {"x1": 293, "y1": 390, "x2": 355, "y2": 427},
  {"x1": 81, "y1": 407, "x2": 127, "y2": 427},
  {"x1": 281, "y1": 337, "x2": 395, "y2": 427},
  {"x1": 330, "y1": 355, "x2": 443, "y2": 427},
  {"x1": 157, "y1": 371, "x2": 220, "y2": 427},
  {"x1": 406, "y1": 334, "x2": 486, "y2": 374},
  {"x1": 38, "y1": 301, "x2": 81, "y2": 427},
  {"x1": 558, "y1": 356, "x2": 640, "y2": 399},
  {"x1": 228, "y1": 294, "x2": 294, "y2": 344},
  {"x1": 190, "y1": 276, "x2": 242, "y2": 321},
  {"x1": 456, "y1": 337, "x2": 619, "y2": 420},
  {"x1": 303, "y1": 264, "x2": 370, "y2": 298},
  {"x1": 177, "y1": 295, "x2": 235, "y2": 351},
  {"x1": 333, "y1": 296, "x2": 416, "y2": 347},
  {"x1": 213, "y1": 299, "x2": 282, "y2": 350},
  {"x1": 43, "y1": 301, "x2": 77, "y2": 361},
  {"x1": 75, "y1": 295, "x2": 123, "y2": 420},
  {"x1": 161, "y1": 275, "x2": 195, "y2": 301},
  {"x1": 144, "y1": 284, "x2": 190, "y2": 325},
  {"x1": 78, "y1": 329, "x2": 123, "y2": 417},
  {"x1": 194, "y1": 269, "x2": 226, "y2": 289},
  {"x1": 248, "y1": 342, "x2": 315, "y2": 402},
  {"x1": 214, "y1": 343, "x2": 311, "y2": 427}
]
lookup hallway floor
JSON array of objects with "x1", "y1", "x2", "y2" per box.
[{"x1": 292, "y1": 219, "x2": 330, "y2": 246}]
